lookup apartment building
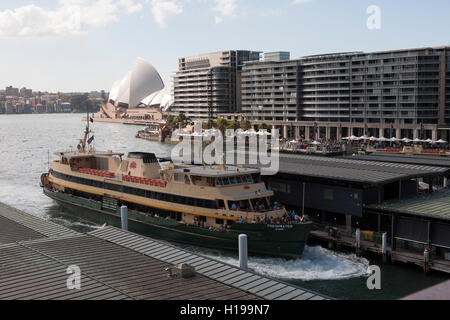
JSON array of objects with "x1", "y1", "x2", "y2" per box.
[
  {"x1": 171, "y1": 50, "x2": 261, "y2": 120},
  {"x1": 241, "y1": 55, "x2": 301, "y2": 122},
  {"x1": 241, "y1": 46, "x2": 450, "y2": 140}
]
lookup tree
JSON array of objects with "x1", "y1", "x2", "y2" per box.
[
  {"x1": 165, "y1": 114, "x2": 176, "y2": 128},
  {"x1": 174, "y1": 112, "x2": 191, "y2": 129},
  {"x1": 227, "y1": 119, "x2": 240, "y2": 130},
  {"x1": 258, "y1": 123, "x2": 270, "y2": 130},
  {"x1": 215, "y1": 118, "x2": 229, "y2": 133},
  {"x1": 203, "y1": 119, "x2": 216, "y2": 129},
  {"x1": 241, "y1": 119, "x2": 252, "y2": 131}
]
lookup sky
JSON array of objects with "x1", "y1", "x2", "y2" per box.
[{"x1": 0, "y1": 0, "x2": 449, "y2": 93}]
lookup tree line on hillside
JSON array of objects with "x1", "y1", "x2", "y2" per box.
[{"x1": 60, "y1": 93, "x2": 106, "y2": 113}]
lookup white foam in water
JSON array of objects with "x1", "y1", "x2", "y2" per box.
[{"x1": 193, "y1": 245, "x2": 370, "y2": 281}]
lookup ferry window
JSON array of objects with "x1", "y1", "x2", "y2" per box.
[
  {"x1": 252, "y1": 174, "x2": 260, "y2": 183},
  {"x1": 222, "y1": 178, "x2": 230, "y2": 185},
  {"x1": 229, "y1": 177, "x2": 237, "y2": 184},
  {"x1": 206, "y1": 177, "x2": 215, "y2": 186},
  {"x1": 198, "y1": 216, "x2": 207, "y2": 222},
  {"x1": 236, "y1": 176, "x2": 243, "y2": 184},
  {"x1": 216, "y1": 219, "x2": 224, "y2": 225},
  {"x1": 216, "y1": 178, "x2": 223, "y2": 186},
  {"x1": 217, "y1": 200, "x2": 225, "y2": 209},
  {"x1": 174, "y1": 173, "x2": 184, "y2": 182}
]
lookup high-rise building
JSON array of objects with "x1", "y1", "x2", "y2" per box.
[
  {"x1": 241, "y1": 46, "x2": 450, "y2": 140},
  {"x1": 5, "y1": 86, "x2": 19, "y2": 97},
  {"x1": 241, "y1": 58, "x2": 301, "y2": 122},
  {"x1": 171, "y1": 50, "x2": 261, "y2": 119},
  {"x1": 19, "y1": 87, "x2": 32, "y2": 98}
]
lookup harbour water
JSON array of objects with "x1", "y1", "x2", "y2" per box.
[{"x1": 0, "y1": 113, "x2": 448, "y2": 299}]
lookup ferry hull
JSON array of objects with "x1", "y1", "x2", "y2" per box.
[{"x1": 43, "y1": 188, "x2": 311, "y2": 259}]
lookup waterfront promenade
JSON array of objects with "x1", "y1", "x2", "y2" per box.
[{"x1": 0, "y1": 202, "x2": 328, "y2": 300}]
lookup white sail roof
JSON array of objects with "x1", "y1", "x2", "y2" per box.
[{"x1": 111, "y1": 58, "x2": 164, "y2": 108}]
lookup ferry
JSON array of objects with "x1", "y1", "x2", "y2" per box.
[{"x1": 41, "y1": 118, "x2": 312, "y2": 259}]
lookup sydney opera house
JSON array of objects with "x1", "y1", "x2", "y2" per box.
[{"x1": 96, "y1": 58, "x2": 173, "y2": 123}]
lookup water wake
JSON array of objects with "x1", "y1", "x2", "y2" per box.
[{"x1": 188, "y1": 245, "x2": 370, "y2": 281}]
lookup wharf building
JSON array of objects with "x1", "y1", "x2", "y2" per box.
[
  {"x1": 241, "y1": 46, "x2": 450, "y2": 141},
  {"x1": 170, "y1": 50, "x2": 261, "y2": 119}
]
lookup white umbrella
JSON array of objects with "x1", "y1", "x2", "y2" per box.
[
  {"x1": 359, "y1": 135, "x2": 369, "y2": 140},
  {"x1": 424, "y1": 139, "x2": 433, "y2": 143},
  {"x1": 369, "y1": 136, "x2": 378, "y2": 141},
  {"x1": 349, "y1": 135, "x2": 359, "y2": 141},
  {"x1": 401, "y1": 138, "x2": 412, "y2": 143},
  {"x1": 413, "y1": 138, "x2": 423, "y2": 143},
  {"x1": 390, "y1": 137, "x2": 398, "y2": 142},
  {"x1": 436, "y1": 139, "x2": 447, "y2": 144},
  {"x1": 342, "y1": 136, "x2": 350, "y2": 140},
  {"x1": 311, "y1": 141, "x2": 321, "y2": 145},
  {"x1": 379, "y1": 137, "x2": 388, "y2": 142}
]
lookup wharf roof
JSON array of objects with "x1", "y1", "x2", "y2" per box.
[
  {"x1": 346, "y1": 153, "x2": 450, "y2": 169},
  {"x1": 261, "y1": 154, "x2": 449, "y2": 186},
  {"x1": 0, "y1": 201, "x2": 329, "y2": 301},
  {"x1": 160, "y1": 153, "x2": 448, "y2": 186},
  {"x1": 366, "y1": 190, "x2": 450, "y2": 222}
]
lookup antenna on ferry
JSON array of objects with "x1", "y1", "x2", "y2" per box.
[{"x1": 80, "y1": 103, "x2": 89, "y2": 153}]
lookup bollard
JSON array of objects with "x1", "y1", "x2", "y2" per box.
[
  {"x1": 238, "y1": 234, "x2": 248, "y2": 270},
  {"x1": 121, "y1": 206, "x2": 128, "y2": 231},
  {"x1": 423, "y1": 248, "x2": 430, "y2": 273},
  {"x1": 382, "y1": 233, "x2": 387, "y2": 263},
  {"x1": 355, "y1": 228, "x2": 361, "y2": 256}
]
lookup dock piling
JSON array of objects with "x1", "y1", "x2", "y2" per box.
[
  {"x1": 356, "y1": 228, "x2": 361, "y2": 256},
  {"x1": 121, "y1": 206, "x2": 128, "y2": 231},
  {"x1": 239, "y1": 234, "x2": 248, "y2": 269},
  {"x1": 382, "y1": 232, "x2": 387, "y2": 263}
]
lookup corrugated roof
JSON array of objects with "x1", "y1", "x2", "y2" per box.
[
  {"x1": 90, "y1": 226, "x2": 330, "y2": 301},
  {"x1": 347, "y1": 153, "x2": 450, "y2": 169},
  {"x1": 162, "y1": 153, "x2": 448, "y2": 185},
  {"x1": 0, "y1": 201, "x2": 330, "y2": 300},
  {"x1": 367, "y1": 190, "x2": 450, "y2": 221},
  {"x1": 267, "y1": 154, "x2": 448, "y2": 185}
]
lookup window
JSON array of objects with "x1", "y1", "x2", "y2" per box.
[
  {"x1": 269, "y1": 181, "x2": 291, "y2": 193},
  {"x1": 323, "y1": 189, "x2": 334, "y2": 201}
]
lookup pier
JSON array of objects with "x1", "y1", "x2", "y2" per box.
[{"x1": 0, "y1": 202, "x2": 329, "y2": 300}]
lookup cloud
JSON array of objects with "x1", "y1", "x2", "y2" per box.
[
  {"x1": 213, "y1": 0, "x2": 238, "y2": 24},
  {"x1": 0, "y1": 0, "x2": 143, "y2": 38},
  {"x1": 151, "y1": 0, "x2": 183, "y2": 28},
  {"x1": 119, "y1": 0, "x2": 144, "y2": 13},
  {"x1": 292, "y1": 0, "x2": 313, "y2": 3}
]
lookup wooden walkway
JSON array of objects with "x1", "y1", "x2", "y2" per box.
[{"x1": 0, "y1": 202, "x2": 330, "y2": 300}]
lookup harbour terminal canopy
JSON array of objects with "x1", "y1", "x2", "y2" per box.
[{"x1": 98, "y1": 58, "x2": 173, "y2": 122}]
